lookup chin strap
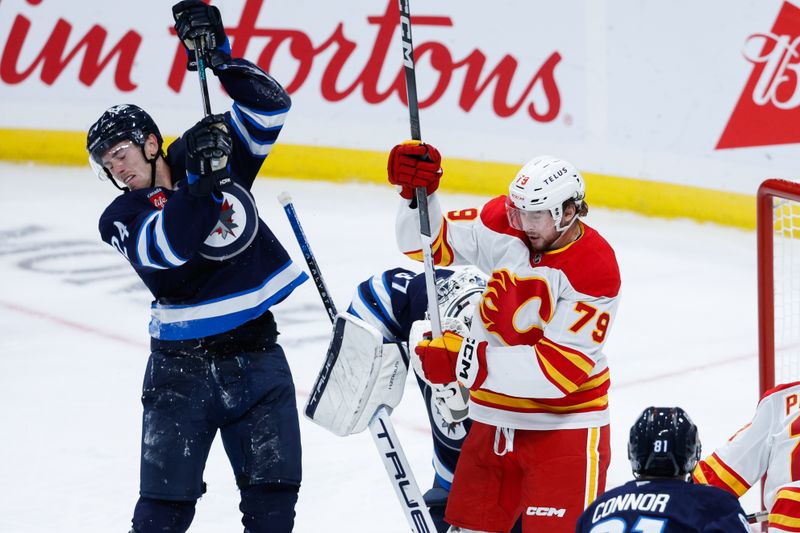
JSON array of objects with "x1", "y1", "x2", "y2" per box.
[
  {"x1": 555, "y1": 213, "x2": 579, "y2": 234},
  {"x1": 103, "y1": 168, "x2": 130, "y2": 193},
  {"x1": 142, "y1": 146, "x2": 158, "y2": 189}
]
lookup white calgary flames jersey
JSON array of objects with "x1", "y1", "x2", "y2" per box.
[
  {"x1": 397, "y1": 194, "x2": 621, "y2": 430},
  {"x1": 693, "y1": 381, "x2": 800, "y2": 532}
]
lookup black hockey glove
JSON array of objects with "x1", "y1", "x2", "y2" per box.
[
  {"x1": 172, "y1": 0, "x2": 231, "y2": 72},
  {"x1": 184, "y1": 114, "x2": 232, "y2": 197}
]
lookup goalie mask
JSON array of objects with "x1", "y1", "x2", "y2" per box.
[
  {"x1": 506, "y1": 155, "x2": 585, "y2": 233},
  {"x1": 628, "y1": 406, "x2": 701, "y2": 479},
  {"x1": 434, "y1": 266, "x2": 488, "y2": 332}
]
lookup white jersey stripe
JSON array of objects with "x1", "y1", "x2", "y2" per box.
[
  {"x1": 369, "y1": 274, "x2": 402, "y2": 330},
  {"x1": 153, "y1": 211, "x2": 186, "y2": 268},
  {"x1": 136, "y1": 211, "x2": 167, "y2": 270},
  {"x1": 230, "y1": 109, "x2": 275, "y2": 157},
  {"x1": 349, "y1": 295, "x2": 396, "y2": 341},
  {"x1": 234, "y1": 102, "x2": 287, "y2": 130},
  {"x1": 151, "y1": 260, "x2": 304, "y2": 325}
]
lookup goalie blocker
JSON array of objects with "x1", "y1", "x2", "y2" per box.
[{"x1": 305, "y1": 313, "x2": 408, "y2": 436}]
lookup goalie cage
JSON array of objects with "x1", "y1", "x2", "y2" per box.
[{"x1": 757, "y1": 178, "x2": 800, "y2": 397}]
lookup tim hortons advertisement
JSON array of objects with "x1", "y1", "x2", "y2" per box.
[{"x1": 2, "y1": 0, "x2": 800, "y2": 195}]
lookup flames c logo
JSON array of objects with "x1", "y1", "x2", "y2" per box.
[{"x1": 479, "y1": 269, "x2": 554, "y2": 346}]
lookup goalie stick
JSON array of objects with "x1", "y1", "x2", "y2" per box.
[
  {"x1": 278, "y1": 192, "x2": 436, "y2": 532},
  {"x1": 397, "y1": 0, "x2": 469, "y2": 420}
]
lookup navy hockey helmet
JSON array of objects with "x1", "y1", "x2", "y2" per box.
[
  {"x1": 628, "y1": 406, "x2": 701, "y2": 478},
  {"x1": 86, "y1": 104, "x2": 163, "y2": 168}
]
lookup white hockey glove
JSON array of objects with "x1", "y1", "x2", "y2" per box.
[
  {"x1": 409, "y1": 318, "x2": 470, "y2": 424},
  {"x1": 305, "y1": 313, "x2": 408, "y2": 436}
]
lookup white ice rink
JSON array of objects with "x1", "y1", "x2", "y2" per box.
[{"x1": 0, "y1": 163, "x2": 764, "y2": 532}]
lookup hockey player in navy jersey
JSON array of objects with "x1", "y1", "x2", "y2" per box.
[
  {"x1": 86, "y1": 2, "x2": 307, "y2": 532},
  {"x1": 576, "y1": 407, "x2": 750, "y2": 533}
]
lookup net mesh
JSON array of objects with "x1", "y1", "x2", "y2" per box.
[{"x1": 772, "y1": 197, "x2": 800, "y2": 386}]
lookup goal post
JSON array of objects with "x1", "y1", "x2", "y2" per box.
[{"x1": 757, "y1": 178, "x2": 800, "y2": 397}]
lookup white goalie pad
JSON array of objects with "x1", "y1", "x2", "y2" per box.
[
  {"x1": 408, "y1": 318, "x2": 470, "y2": 424},
  {"x1": 304, "y1": 313, "x2": 408, "y2": 436}
]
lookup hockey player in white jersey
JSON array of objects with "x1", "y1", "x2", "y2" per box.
[
  {"x1": 693, "y1": 380, "x2": 800, "y2": 532},
  {"x1": 387, "y1": 142, "x2": 621, "y2": 532}
]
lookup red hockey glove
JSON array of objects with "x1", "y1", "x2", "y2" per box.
[
  {"x1": 414, "y1": 331, "x2": 463, "y2": 385},
  {"x1": 387, "y1": 140, "x2": 443, "y2": 200}
]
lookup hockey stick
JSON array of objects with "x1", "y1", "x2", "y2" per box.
[
  {"x1": 397, "y1": 0, "x2": 469, "y2": 419},
  {"x1": 746, "y1": 510, "x2": 768, "y2": 524},
  {"x1": 278, "y1": 192, "x2": 436, "y2": 532},
  {"x1": 194, "y1": 37, "x2": 213, "y2": 116}
]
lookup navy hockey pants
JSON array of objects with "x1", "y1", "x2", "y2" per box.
[{"x1": 135, "y1": 327, "x2": 301, "y2": 531}]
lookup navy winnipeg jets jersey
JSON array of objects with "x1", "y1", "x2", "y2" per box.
[
  {"x1": 98, "y1": 59, "x2": 307, "y2": 340},
  {"x1": 576, "y1": 479, "x2": 749, "y2": 533}
]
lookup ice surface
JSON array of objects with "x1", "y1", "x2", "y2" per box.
[{"x1": 0, "y1": 163, "x2": 763, "y2": 531}]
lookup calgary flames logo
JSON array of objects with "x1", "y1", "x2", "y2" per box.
[{"x1": 479, "y1": 269, "x2": 554, "y2": 346}]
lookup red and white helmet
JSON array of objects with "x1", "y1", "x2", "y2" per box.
[{"x1": 506, "y1": 155, "x2": 585, "y2": 232}]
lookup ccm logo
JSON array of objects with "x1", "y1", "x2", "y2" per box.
[
  {"x1": 526, "y1": 507, "x2": 566, "y2": 517},
  {"x1": 457, "y1": 338, "x2": 476, "y2": 380}
]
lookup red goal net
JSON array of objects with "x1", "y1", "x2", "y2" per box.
[{"x1": 758, "y1": 179, "x2": 800, "y2": 397}]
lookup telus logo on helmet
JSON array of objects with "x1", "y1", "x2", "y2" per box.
[
  {"x1": 718, "y1": 1, "x2": 800, "y2": 149},
  {"x1": 543, "y1": 166, "x2": 568, "y2": 185}
]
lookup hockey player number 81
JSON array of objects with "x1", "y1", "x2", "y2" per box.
[{"x1": 589, "y1": 517, "x2": 667, "y2": 533}]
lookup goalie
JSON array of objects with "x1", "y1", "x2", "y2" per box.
[{"x1": 305, "y1": 266, "x2": 515, "y2": 532}]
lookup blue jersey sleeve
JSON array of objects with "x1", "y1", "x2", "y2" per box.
[
  {"x1": 218, "y1": 59, "x2": 291, "y2": 189},
  {"x1": 346, "y1": 268, "x2": 455, "y2": 342},
  {"x1": 346, "y1": 268, "x2": 417, "y2": 342},
  {"x1": 165, "y1": 59, "x2": 290, "y2": 192},
  {"x1": 98, "y1": 187, "x2": 220, "y2": 271}
]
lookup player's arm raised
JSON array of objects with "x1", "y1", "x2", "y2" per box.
[
  {"x1": 173, "y1": 0, "x2": 290, "y2": 188},
  {"x1": 388, "y1": 141, "x2": 483, "y2": 268}
]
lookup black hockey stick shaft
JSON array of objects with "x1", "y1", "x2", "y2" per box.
[
  {"x1": 194, "y1": 37, "x2": 213, "y2": 116},
  {"x1": 399, "y1": 0, "x2": 422, "y2": 142},
  {"x1": 746, "y1": 510, "x2": 768, "y2": 523},
  {"x1": 397, "y1": 0, "x2": 441, "y2": 337},
  {"x1": 398, "y1": 0, "x2": 469, "y2": 418},
  {"x1": 278, "y1": 192, "x2": 338, "y2": 323}
]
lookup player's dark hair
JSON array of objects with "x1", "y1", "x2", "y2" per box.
[{"x1": 563, "y1": 199, "x2": 589, "y2": 218}]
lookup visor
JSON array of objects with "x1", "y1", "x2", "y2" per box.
[
  {"x1": 505, "y1": 197, "x2": 551, "y2": 231},
  {"x1": 88, "y1": 140, "x2": 135, "y2": 181}
]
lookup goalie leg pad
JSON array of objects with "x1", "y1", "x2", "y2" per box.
[{"x1": 305, "y1": 313, "x2": 408, "y2": 436}]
